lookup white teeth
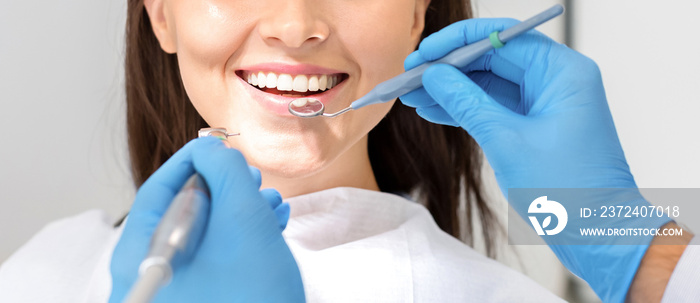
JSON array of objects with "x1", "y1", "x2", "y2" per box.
[
  {"x1": 277, "y1": 74, "x2": 293, "y2": 91},
  {"x1": 319, "y1": 75, "x2": 328, "y2": 91},
  {"x1": 291, "y1": 98, "x2": 308, "y2": 107},
  {"x1": 245, "y1": 71, "x2": 342, "y2": 92},
  {"x1": 265, "y1": 72, "x2": 277, "y2": 88},
  {"x1": 250, "y1": 73, "x2": 258, "y2": 86},
  {"x1": 257, "y1": 72, "x2": 266, "y2": 89},
  {"x1": 308, "y1": 76, "x2": 319, "y2": 92},
  {"x1": 292, "y1": 75, "x2": 308, "y2": 93}
]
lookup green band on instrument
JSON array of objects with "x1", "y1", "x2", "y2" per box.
[{"x1": 489, "y1": 31, "x2": 505, "y2": 49}]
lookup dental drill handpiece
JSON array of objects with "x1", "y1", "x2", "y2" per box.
[
  {"x1": 123, "y1": 174, "x2": 211, "y2": 303},
  {"x1": 123, "y1": 129, "x2": 237, "y2": 303}
]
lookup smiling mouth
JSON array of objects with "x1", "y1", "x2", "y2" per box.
[{"x1": 236, "y1": 71, "x2": 348, "y2": 98}]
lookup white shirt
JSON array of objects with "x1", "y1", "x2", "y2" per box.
[{"x1": 0, "y1": 187, "x2": 693, "y2": 302}]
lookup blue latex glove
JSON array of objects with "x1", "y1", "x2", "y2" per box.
[
  {"x1": 400, "y1": 18, "x2": 670, "y2": 303},
  {"x1": 109, "y1": 137, "x2": 305, "y2": 303}
]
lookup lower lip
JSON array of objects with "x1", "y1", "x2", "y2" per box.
[{"x1": 236, "y1": 75, "x2": 346, "y2": 116}]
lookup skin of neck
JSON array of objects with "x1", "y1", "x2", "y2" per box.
[{"x1": 259, "y1": 135, "x2": 380, "y2": 199}]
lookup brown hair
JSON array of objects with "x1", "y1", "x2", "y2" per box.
[{"x1": 124, "y1": 0, "x2": 499, "y2": 256}]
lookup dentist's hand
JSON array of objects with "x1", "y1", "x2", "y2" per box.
[
  {"x1": 400, "y1": 18, "x2": 670, "y2": 303},
  {"x1": 402, "y1": 18, "x2": 635, "y2": 191},
  {"x1": 109, "y1": 137, "x2": 305, "y2": 303}
]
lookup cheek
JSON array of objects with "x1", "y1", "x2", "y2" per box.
[
  {"x1": 331, "y1": 1, "x2": 416, "y2": 146},
  {"x1": 336, "y1": 1, "x2": 417, "y2": 86},
  {"x1": 170, "y1": 2, "x2": 255, "y2": 120},
  {"x1": 173, "y1": 1, "x2": 256, "y2": 59}
]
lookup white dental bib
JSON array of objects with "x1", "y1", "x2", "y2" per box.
[{"x1": 282, "y1": 187, "x2": 563, "y2": 302}]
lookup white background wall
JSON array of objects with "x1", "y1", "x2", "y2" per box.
[
  {"x1": 0, "y1": 1, "x2": 132, "y2": 262},
  {"x1": 574, "y1": 0, "x2": 700, "y2": 189},
  {"x1": 1, "y1": 0, "x2": 698, "y2": 301}
]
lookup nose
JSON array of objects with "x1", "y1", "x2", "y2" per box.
[{"x1": 258, "y1": 1, "x2": 330, "y2": 49}]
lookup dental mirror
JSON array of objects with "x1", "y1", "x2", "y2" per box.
[{"x1": 288, "y1": 98, "x2": 352, "y2": 118}]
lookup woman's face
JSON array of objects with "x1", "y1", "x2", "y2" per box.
[{"x1": 146, "y1": 0, "x2": 428, "y2": 181}]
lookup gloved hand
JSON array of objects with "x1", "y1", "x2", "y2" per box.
[
  {"x1": 109, "y1": 137, "x2": 305, "y2": 303},
  {"x1": 400, "y1": 18, "x2": 670, "y2": 303}
]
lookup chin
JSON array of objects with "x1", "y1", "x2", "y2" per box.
[
  {"x1": 235, "y1": 136, "x2": 333, "y2": 180},
  {"x1": 261, "y1": 161, "x2": 327, "y2": 179},
  {"x1": 248, "y1": 151, "x2": 330, "y2": 179}
]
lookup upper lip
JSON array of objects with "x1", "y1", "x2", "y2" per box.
[{"x1": 236, "y1": 63, "x2": 347, "y2": 75}]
